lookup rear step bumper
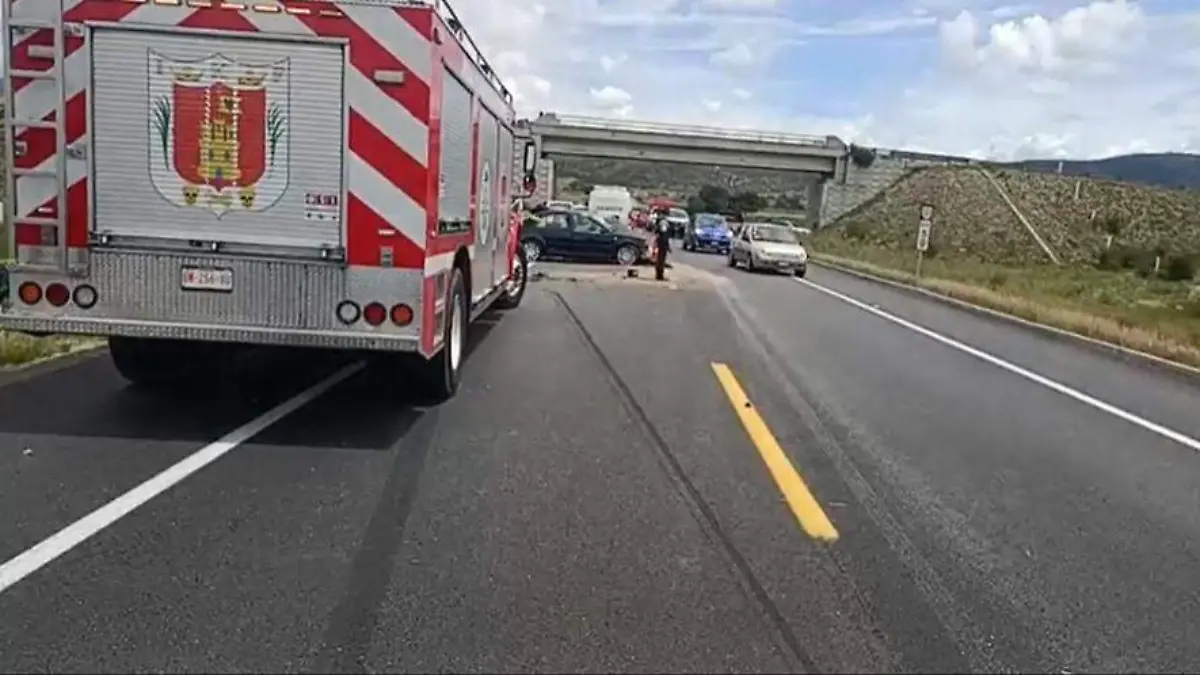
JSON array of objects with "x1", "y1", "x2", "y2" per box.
[{"x1": 0, "y1": 315, "x2": 421, "y2": 352}]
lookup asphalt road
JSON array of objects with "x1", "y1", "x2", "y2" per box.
[{"x1": 1, "y1": 252, "x2": 1199, "y2": 673}]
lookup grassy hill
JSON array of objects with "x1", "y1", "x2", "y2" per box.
[
  {"x1": 811, "y1": 165, "x2": 1200, "y2": 366},
  {"x1": 821, "y1": 165, "x2": 1200, "y2": 266}
]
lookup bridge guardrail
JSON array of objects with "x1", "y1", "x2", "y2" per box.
[{"x1": 535, "y1": 114, "x2": 835, "y2": 148}]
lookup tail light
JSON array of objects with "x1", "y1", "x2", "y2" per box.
[
  {"x1": 44, "y1": 283, "x2": 69, "y2": 307},
  {"x1": 73, "y1": 285, "x2": 98, "y2": 309},
  {"x1": 389, "y1": 303, "x2": 413, "y2": 326},
  {"x1": 335, "y1": 300, "x2": 360, "y2": 324},
  {"x1": 17, "y1": 282, "x2": 41, "y2": 305},
  {"x1": 363, "y1": 302, "x2": 386, "y2": 326}
]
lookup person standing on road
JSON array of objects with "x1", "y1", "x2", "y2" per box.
[{"x1": 652, "y1": 207, "x2": 671, "y2": 281}]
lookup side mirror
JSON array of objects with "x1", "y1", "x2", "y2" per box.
[
  {"x1": 522, "y1": 140, "x2": 537, "y2": 173},
  {"x1": 520, "y1": 141, "x2": 538, "y2": 197}
]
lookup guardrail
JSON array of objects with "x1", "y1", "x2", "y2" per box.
[{"x1": 534, "y1": 114, "x2": 835, "y2": 148}]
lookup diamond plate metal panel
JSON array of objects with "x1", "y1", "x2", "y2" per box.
[
  {"x1": 86, "y1": 251, "x2": 345, "y2": 329},
  {"x1": 3, "y1": 250, "x2": 425, "y2": 342}
]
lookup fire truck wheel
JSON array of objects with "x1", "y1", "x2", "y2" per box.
[
  {"x1": 417, "y1": 266, "x2": 467, "y2": 402},
  {"x1": 108, "y1": 336, "x2": 192, "y2": 388},
  {"x1": 495, "y1": 244, "x2": 528, "y2": 310}
]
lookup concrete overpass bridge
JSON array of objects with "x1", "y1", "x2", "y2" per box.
[{"x1": 519, "y1": 113, "x2": 874, "y2": 228}]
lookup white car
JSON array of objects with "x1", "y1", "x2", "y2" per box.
[{"x1": 728, "y1": 222, "x2": 809, "y2": 277}]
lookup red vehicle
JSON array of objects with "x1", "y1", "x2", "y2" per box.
[{"x1": 1, "y1": 0, "x2": 538, "y2": 401}]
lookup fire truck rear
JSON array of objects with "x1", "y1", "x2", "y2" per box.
[{"x1": 1, "y1": 0, "x2": 538, "y2": 401}]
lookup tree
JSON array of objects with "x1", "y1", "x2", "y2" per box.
[
  {"x1": 697, "y1": 184, "x2": 731, "y2": 212},
  {"x1": 849, "y1": 144, "x2": 876, "y2": 169},
  {"x1": 728, "y1": 190, "x2": 765, "y2": 214}
]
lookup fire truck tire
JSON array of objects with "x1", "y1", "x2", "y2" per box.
[
  {"x1": 108, "y1": 336, "x2": 191, "y2": 388},
  {"x1": 495, "y1": 243, "x2": 528, "y2": 310},
  {"x1": 417, "y1": 267, "x2": 467, "y2": 402}
]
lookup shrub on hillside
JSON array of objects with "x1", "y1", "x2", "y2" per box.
[
  {"x1": 844, "y1": 221, "x2": 871, "y2": 240},
  {"x1": 1095, "y1": 213, "x2": 1123, "y2": 236},
  {"x1": 1095, "y1": 248, "x2": 1121, "y2": 271},
  {"x1": 1096, "y1": 245, "x2": 1157, "y2": 275},
  {"x1": 1163, "y1": 254, "x2": 1197, "y2": 281}
]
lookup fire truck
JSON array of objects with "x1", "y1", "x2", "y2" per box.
[{"x1": 0, "y1": 0, "x2": 539, "y2": 401}]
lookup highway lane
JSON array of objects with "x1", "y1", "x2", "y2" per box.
[
  {"x1": 6, "y1": 251, "x2": 1200, "y2": 673},
  {"x1": 680, "y1": 248, "x2": 1200, "y2": 673},
  {"x1": 0, "y1": 274, "x2": 869, "y2": 674}
]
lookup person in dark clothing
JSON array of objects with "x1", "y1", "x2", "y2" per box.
[{"x1": 652, "y1": 208, "x2": 671, "y2": 280}]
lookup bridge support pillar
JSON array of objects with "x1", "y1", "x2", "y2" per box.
[{"x1": 806, "y1": 180, "x2": 826, "y2": 229}]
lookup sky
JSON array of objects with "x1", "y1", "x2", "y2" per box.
[{"x1": 448, "y1": 0, "x2": 1200, "y2": 160}]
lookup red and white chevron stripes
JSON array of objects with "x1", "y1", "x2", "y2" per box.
[{"x1": 8, "y1": 0, "x2": 452, "y2": 270}]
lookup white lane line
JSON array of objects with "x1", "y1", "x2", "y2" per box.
[
  {"x1": 795, "y1": 278, "x2": 1200, "y2": 453},
  {"x1": 0, "y1": 360, "x2": 367, "y2": 595}
]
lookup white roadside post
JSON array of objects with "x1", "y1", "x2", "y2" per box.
[{"x1": 916, "y1": 203, "x2": 934, "y2": 278}]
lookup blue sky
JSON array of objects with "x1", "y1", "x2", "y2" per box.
[{"x1": 457, "y1": 0, "x2": 1200, "y2": 159}]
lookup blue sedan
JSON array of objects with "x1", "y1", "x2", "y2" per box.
[{"x1": 683, "y1": 214, "x2": 733, "y2": 254}]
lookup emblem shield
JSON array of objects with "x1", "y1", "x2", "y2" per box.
[
  {"x1": 148, "y1": 49, "x2": 290, "y2": 218},
  {"x1": 478, "y1": 160, "x2": 493, "y2": 246}
]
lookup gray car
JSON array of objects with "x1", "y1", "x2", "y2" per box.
[{"x1": 727, "y1": 222, "x2": 809, "y2": 277}]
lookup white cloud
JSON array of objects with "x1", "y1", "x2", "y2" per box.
[
  {"x1": 598, "y1": 54, "x2": 626, "y2": 74},
  {"x1": 710, "y1": 43, "x2": 755, "y2": 67},
  {"x1": 446, "y1": 0, "x2": 1200, "y2": 159},
  {"x1": 879, "y1": 0, "x2": 1200, "y2": 159}
]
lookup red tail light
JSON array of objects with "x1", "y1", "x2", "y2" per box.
[
  {"x1": 363, "y1": 302, "x2": 386, "y2": 326},
  {"x1": 45, "y1": 283, "x2": 69, "y2": 307}
]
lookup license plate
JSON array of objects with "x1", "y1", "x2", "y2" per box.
[{"x1": 181, "y1": 266, "x2": 233, "y2": 292}]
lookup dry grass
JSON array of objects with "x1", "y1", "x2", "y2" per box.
[
  {"x1": 812, "y1": 165, "x2": 1200, "y2": 368},
  {"x1": 809, "y1": 248, "x2": 1200, "y2": 368},
  {"x1": 0, "y1": 331, "x2": 103, "y2": 367}
]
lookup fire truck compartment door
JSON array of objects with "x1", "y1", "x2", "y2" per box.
[{"x1": 90, "y1": 27, "x2": 346, "y2": 250}]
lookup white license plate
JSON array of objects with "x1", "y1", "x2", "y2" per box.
[{"x1": 180, "y1": 266, "x2": 233, "y2": 292}]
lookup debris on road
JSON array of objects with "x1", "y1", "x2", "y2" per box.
[{"x1": 531, "y1": 262, "x2": 719, "y2": 290}]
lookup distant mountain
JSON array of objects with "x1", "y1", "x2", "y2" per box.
[{"x1": 1007, "y1": 153, "x2": 1200, "y2": 190}]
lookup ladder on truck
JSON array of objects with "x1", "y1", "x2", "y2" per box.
[{"x1": 2, "y1": 0, "x2": 71, "y2": 272}]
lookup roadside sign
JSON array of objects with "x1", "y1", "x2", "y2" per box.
[
  {"x1": 916, "y1": 220, "x2": 932, "y2": 252},
  {"x1": 919, "y1": 203, "x2": 934, "y2": 221}
]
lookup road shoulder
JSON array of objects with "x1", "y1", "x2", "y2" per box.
[{"x1": 811, "y1": 256, "x2": 1200, "y2": 383}]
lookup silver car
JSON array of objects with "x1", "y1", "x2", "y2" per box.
[{"x1": 728, "y1": 222, "x2": 809, "y2": 277}]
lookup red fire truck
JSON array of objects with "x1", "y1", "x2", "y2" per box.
[{"x1": 1, "y1": 0, "x2": 538, "y2": 401}]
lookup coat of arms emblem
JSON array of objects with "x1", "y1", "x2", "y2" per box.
[
  {"x1": 148, "y1": 49, "x2": 290, "y2": 218},
  {"x1": 478, "y1": 160, "x2": 492, "y2": 245}
]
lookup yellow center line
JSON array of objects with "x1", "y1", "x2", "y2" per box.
[{"x1": 711, "y1": 362, "x2": 839, "y2": 542}]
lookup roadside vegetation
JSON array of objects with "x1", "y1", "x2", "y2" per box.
[
  {"x1": 812, "y1": 165, "x2": 1200, "y2": 367},
  {"x1": 0, "y1": 331, "x2": 100, "y2": 367}
]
